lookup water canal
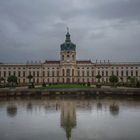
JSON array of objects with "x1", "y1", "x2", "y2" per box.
[{"x1": 0, "y1": 96, "x2": 140, "y2": 140}]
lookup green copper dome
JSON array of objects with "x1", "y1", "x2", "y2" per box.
[{"x1": 60, "y1": 30, "x2": 76, "y2": 51}]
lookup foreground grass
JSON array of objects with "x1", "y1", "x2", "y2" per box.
[{"x1": 37, "y1": 84, "x2": 92, "y2": 89}]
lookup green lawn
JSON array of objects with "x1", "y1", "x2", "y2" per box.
[{"x1": 38, "y1": 84, "x2": 92, "y2": 89}]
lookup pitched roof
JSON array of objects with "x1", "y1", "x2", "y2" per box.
[
  {"x1": 76, "y1": 60, "x2": 93, "y2": 64},
  {"x1": 44, "y1": 60, "x2": 60, "y2": 64}
]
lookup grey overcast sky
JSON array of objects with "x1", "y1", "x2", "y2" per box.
[{"x1": 0, "y1": 0, "x2": 140, "y2": 63}]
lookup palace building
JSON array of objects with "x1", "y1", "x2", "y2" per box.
[{"x1": 0, "y1": 30, "x2": 140, "y2": 85}]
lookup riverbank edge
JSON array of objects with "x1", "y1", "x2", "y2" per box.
[{"x1": 0, "y1": 87, "x2": 140, "y2": 96}]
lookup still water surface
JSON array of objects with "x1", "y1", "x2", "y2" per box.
[{"x1": 0, "y1": 96, "x2": 140, "y2": 140}]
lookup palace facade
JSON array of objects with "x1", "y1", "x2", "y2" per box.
[{"x1": 0, "y1": 30, "x2": 140, "y2": 85}]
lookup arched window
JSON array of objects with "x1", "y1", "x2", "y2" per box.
[
  {"x1": 72, "y1": 78, "x2": 74, "y2": 83},
  {"x1": 87, "y1": 71, "x2": 89, "y2": 77},
  {"x1": 72, "y1": 69, "x2": 74, "y2": 76},
  {"x1": 63, "y1": 78, "x2": 65, "y2": 83},
  {"x1": 72, "y1": 55, "x2": 75, "y2": 60},
  {"x1": 62, "y1": 69, "x2": 65, "y2": 76},
  {"x1": 52, "y1": 71, "x2": 55, "y2": 77},
  {"x1": 82, "y1": 71, "x2": 84, "y2": 77},
  {"x1": 67, "y1": 69, "x2": 70, "y2": 76}
]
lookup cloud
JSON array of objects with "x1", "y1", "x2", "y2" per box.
[{"x1": 0, "y1": 0, "x2": 140, "y2": 63}]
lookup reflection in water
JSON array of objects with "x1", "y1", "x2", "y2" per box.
[
  {"x1": 7, "y1": 105, "x2": 17, "y2": 117},
  {"x1": 27, "y1": 102, "x2": 33, "y2": 111},
  {"x1": 97, "y1": 102, "x2": 102, "y2": 110},
  {"x1": 109, "y1": 103, "x2": 119, "y2": 116},
  {"x1": 1, "y1": 97, "x2": 140, "y2": 140},
  {"x1": 61, "y1": 101, "x2": 76, "y2": 140}
]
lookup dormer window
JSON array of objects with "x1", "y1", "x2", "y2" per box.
[{"x1": 72, "y1": 55, "x2": 75, "y2": 60}]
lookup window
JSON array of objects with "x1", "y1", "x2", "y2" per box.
[
  {"x1": 62, "y1": 69, "x2": 65, "y2": 76},
  {"x1": 131, "y1": 70, "x2": 133, "y2": 76},
  {"x1": 72, "y1": 78, "x2": 74, "y2": 83},
  {"x1": 121, "y1": 71, "x2": 123, "y2": 76},
  {"x1": 116, "y1": 71, "x2": 119, "y2": 76},
  {"x1": 13, "y1": 71, "x2": 16, "y2": 76},
  {"x1": 136, "y1": 71, "x2": 138, "y2": 76},
  {"x1": 18, "y1": 71, "x2": 20, "y2": 77},
  {"x1": 102, "y1": 71, "x2": 104, "y2": 76},
  {"x1": 77, "y1": 78, "x2": 80, "y2": 83},
  {"x1": 43, "y1": 71, "x2": 45, "y2": 77},
  {"x1": 106, "y1": 71, "x2": 108, "y2": 76},
  {"x1": 126, "y1": 70, "x2": 128, "y2": 76},
  {"x1": 23, "y1": 71, "x2": 25, "y2": 77},
  {"x1": 52, "y1": 71, "x2": 55, "y2": 77},
  {"x1": 92, "y1": 71, "x2": 94, "y2": 77},
  {"x1": 67, "y1": 69, "x2": 70, "y2": 76},
  {"x1": 82, "y1": 71, "x2": 84, "y2": 77},
  {"x1": 4, "y1": 71, "x2": 6, "y2": 77},
  {"x1": 62, "y1": 55, "x2": 64, "y2": 60},
  {"x1": 57, "y1": 78, "x2": 59, "y2": 83},
  {"x1": 9, "y1": 71, "x2": 11, "y2": 76},
  {"x1": 33, "y1": 71, "x2": 35, "y2": 77},
  {"x1": 78, "y1": 70, "x2": 80, "y2": 76},
  {"x1": 87, "y1": 71, "x2": 89, "y2": 77},
  {"x1": 72, "y1": 55, "x2": 75, "y2": 60},
  {"x1": 37, "y1": 71, "x2": 39, "y2": 77},
  {"x1": 47, "y1": 71, "x2": 50, "y2": 77},
  {"x1": 72, "y1": 69, "x2": 74, "y2": 76},
  {"x1": 63, "y1": 78, "x2": 64, "y2": 83},
  {"x1": 57, "y1": 71, "x2": 59, "y2": 76},
  {"x1": 112, "y1": 71, "x2": 114, "y2": 75}
]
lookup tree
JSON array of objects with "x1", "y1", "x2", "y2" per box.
[
  {"x1": 127, "y1": 76, "x2": 131, "y2": 82},
  {"x1": 27, "y1": 75, "x2": 33, "y2": 83},
  {"x1": 7, "y1": 105, "x2": 17, "y2": 117},
  {"x1": 0, "y1": 77, "x2": 5, "y2": 83},
  {"x1": 96, "y1": 74, "x2": 102, "y2": 83},
  {"x1": 27, "y1": 75, "x2": 34, "y2": 88},
  {"x1": 109, "y1": 104, "x2": 119, "y2": 116},
  {"x1": 7, "y1": 75, "x2": 17, "y2": 87},
  {"x1": 0, "y1": 77, "x2": 5, "y2": 88},
  {"x1": 129, "y1": 77, "x2": 137, "y2": 87},
  {"x1": 109, "y1": 75, "x2": 118, "y2": 87}
]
